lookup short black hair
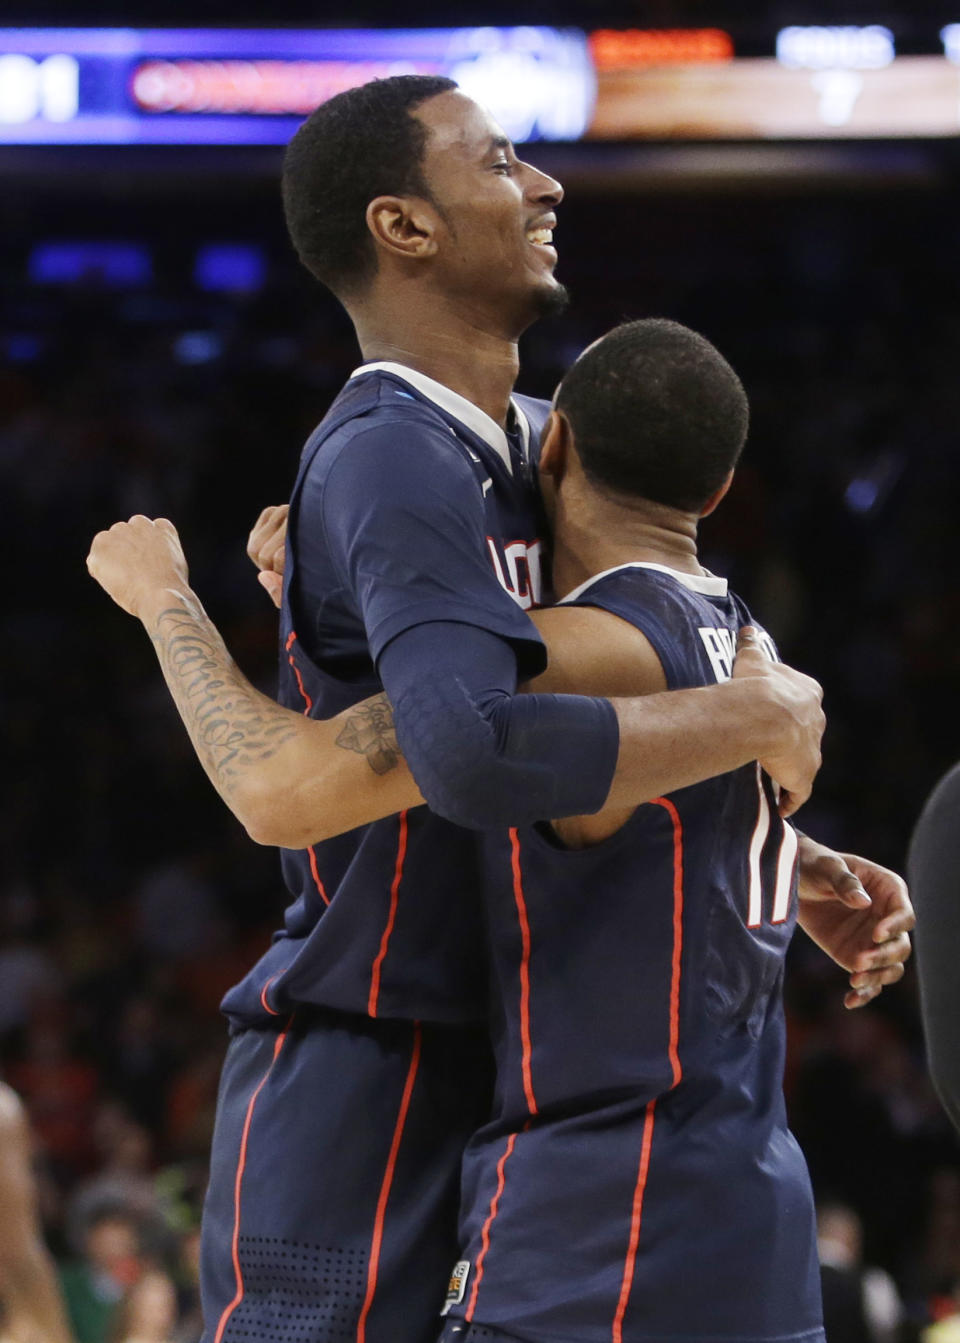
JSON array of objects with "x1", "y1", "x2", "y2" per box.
[
  {"x1": 556, "y1": 319, "x2": 749, "y2": 512},
  {"x1": 282, "y1": 75, "x2": 457, "y2": 296}
]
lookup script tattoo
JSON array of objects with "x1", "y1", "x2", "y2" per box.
[
  {"x1": 150, "y1": 602, "x2": 298, "y2": 793},
  {"x1": 334, "y1": 695, "x2": 400, "y2": 775}
]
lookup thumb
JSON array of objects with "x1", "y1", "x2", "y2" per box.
[
  {"x1": 737, "y1": 625, "x2": 761, "y2": 649},
  {"x1": 258, "y1": 570, "x2": 283, "y2": 609},
  {"x1": 820, "y1": 859, "x2": 872, "y2": 909}
]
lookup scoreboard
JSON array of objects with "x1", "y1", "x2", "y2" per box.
[{"x1": 2, "y1": 23, "x2": 960, "y2": 145}]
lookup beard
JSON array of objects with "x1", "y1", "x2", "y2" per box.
[{"x1": 532, "y1": 278, "x2": 571, "y2": 320}]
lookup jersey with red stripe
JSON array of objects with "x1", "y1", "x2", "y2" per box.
[
  {"x1": 448, "y1": 562, "x2": 823, "y2": 1343},
  {"x1": 221, "y1": 364, "x2": 551, "y2": 1028}
]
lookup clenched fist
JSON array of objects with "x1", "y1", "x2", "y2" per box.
[{"x1": 86, "y1": 516, "x2": 189, "y2": 621}]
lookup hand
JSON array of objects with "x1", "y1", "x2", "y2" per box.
[
  {"x1": 731, "y1": 627, "x2": 825, "y2": 817},
  {"x1": 796, "y1": 836, "x2": 914, "y2": 1009},
  {"x1": 87, "y1": 516, "x2": 189, "y2": 621},
  {"x1": 247, "y1": 504, "x2": 288, "y2": 609}
]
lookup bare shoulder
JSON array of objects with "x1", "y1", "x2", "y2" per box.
[{"x1": 528, "y1": 605, "x2": 667, "y2": 697}]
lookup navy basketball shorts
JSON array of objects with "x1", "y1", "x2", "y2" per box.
[{"x1": 200, "y1": 1007, "x2": 493, "y2": 1343}]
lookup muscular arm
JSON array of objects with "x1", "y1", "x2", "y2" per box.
[
  {"x1": 88, "y1": 518, "x2": 818, "y2": 846},
  {"x1": 0, "y1": 1087, "x2": 72, "y2": 1343},
  {"x1": 137, "y1": 587, "x2": 419, "y2": 849}
]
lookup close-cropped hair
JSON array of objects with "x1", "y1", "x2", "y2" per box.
[
  {"x1": 282, "y1": 74, "x2": 457, "y2": 296},
  {"x1": 556, "y1": 319, "x2": 750, "y2": 513}
]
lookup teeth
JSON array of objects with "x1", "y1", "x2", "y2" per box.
[{"x1": 527, "y1": 228, "x2": 553, "y2": 246}]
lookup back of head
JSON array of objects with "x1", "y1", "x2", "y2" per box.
[
  {"x1": 556, "y1": 319, "x2": 749, "y2": 512},
  {"x1": 282, "y1": 74, "x2": 457, "y2": 298}
]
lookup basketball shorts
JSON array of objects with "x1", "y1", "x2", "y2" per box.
[{"x1": 200, "y1": 1007, "x2": 493, "y2": 1343}]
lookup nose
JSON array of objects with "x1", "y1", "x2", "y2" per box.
[{"x1": 522, "y1": 161, "x2": 563, "y2": 207}]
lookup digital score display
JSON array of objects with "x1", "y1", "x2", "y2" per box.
[
  {"x1": 3, "y1": 24, "x2": 960, "y2": 147},
  {"x1": 0, "y1": 27, "x2": 594, "y2": 145}
]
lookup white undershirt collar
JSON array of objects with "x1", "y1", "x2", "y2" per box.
[
  {"x1": 350, "y1": 360, "x2": 528, "y2": 475},
  {"x1": 559, "y1": 561, "x2": 728, "y2": 605}
]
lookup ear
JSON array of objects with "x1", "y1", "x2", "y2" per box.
[
  {"x1": 538, "y1": 409, "x2": 572, "y2": 483},
  {"x1": 366, "y1": 196, "x2": 439, "y2": 262},
  {"x1": 700, "y1": 470, "x2": 735, "y2": 518}
]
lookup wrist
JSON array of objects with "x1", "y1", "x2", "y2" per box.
[
  {"x1": 719, "y1": 676, "x2": 786, "y2": 760},
  {"x1": 138, "y1": 583, "x2": 195, "y2": 630}
]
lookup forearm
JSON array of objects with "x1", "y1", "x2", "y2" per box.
[
  {"x1": 603, "y1": 679, "x2": 784, "y2": 808},
  {"x1": 382, "y1": 622, "x2": 618, "y2": 829},
  {"x1": 139, "y1": 589, "x2": 421, "y2": 847}
]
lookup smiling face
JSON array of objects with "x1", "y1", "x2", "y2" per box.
[{"x1": 411, "y1": 90, "x2": 567, "y2": 333}]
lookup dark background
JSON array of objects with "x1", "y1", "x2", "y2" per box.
[{"x1": 3, "y1": 3, "x2": 960, "y2": 1339}]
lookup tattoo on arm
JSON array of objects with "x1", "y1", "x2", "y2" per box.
[
  {"x1": 335, "y1": 696, "x2": 400, "y2": 775},
  {"x1": 149, "y1": 600, "x2": 299, "y2": 794}
]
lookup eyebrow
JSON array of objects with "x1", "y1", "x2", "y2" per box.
[{"x1": 488, "y1": 135, "x2": 513, "y2": 155}]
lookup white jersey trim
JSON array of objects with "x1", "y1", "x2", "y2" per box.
[
  {"x1": 350, "y1": 360, "x2": 529, "y2": 476},
  {"x1": 558, "y1": 561, "x2": 729, "y2": 605}
]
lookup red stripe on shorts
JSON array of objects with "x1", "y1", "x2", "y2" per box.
[
  {"x1": 212, "y1": 1020, "x2": 292, "y2": 1343},
  {"x1": 356, "y1": 1022, "x2": 422, "y2": 1343}
]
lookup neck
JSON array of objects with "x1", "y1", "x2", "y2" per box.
[
  {"x1": 349, "y1": 285, "x2": 522, "y2": 427},
  {"x1": 550, "y1": 489, "x2": 704, "y2": 600}
]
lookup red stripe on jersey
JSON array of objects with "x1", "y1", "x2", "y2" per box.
[
  {"x1": 367, "y1": 811, "x2": 408, "y2": 1018},
  {"x1": 212, "y1": 1020, "x2": 292, "y2": 1343},
  {"x1": 307, "y1": 845, "x2": 330, "y2": 907},
  {"x1": 509, "y1": 828, "x2": 539, "y2": 1116},
  {"x1": 465, "y1": 1129, "x2": 519, "y2": 1323},
  {"x1": 650, "y1": 797, "x2": 685, "y2": 1089},
  {"x1": 285, "y1": 630, "x2": 314, "y2": 714},
  {"x1": 259, "y1": 974, "x2": 281, "y2": 1017},
  {"x1": 612, "y1": 1098, "x2": 658, "y2": 1343},
  {"x1": 356, "y1": 1022, "x2": 422, "y2": 1343},
  {"x1": 285, "y1": 631, "x2": 330, "y2": 906}
]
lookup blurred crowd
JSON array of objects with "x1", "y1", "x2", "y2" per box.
[{"x1": 2, "y1": 172, "x2": 960, "y2": 1342}]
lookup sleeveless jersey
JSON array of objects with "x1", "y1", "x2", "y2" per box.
[
  {"x1": 449, "y1": 563, "x2": 823, "y2": 1343},
  {"x1": 222, "y1": 364, "x2": 551, "y2": 1028}
]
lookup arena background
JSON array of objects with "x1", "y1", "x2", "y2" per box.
[{"x1": 2, "y1": 2, "x2": 960, "y2": 1339}]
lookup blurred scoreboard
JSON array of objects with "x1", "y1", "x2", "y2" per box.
[
  {"x1": 2, "y1": 22, "x2": 960, "y2": 145},
  {"x1": 0, "y1": 27, "x2": 594, "y2": 144},
  {"x1": 590, "y1": 26, "x2": 960, "y2": 139}
]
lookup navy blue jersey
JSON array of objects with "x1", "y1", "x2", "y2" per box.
[
  {"x1": 222, "y1": 364, "x2": 552, "y2": 1028},
  {"x1": 449, "y1": 563, "x2": 822, "y2": 1343}
]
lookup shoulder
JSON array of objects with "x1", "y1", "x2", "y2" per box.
[
  {"x1": 529, "y1": 604, "x2": 666, "y2": 697},
  {"x1": 314, "y1": 403, "x2": 477, "y2": 485}
]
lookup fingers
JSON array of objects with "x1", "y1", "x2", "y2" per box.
[
  {"x1": 257, "y1": 570, "x2": 283, "y2": 609},
  {"x1": 845, "y1": 984, "x2": 883, "y2": 1010},
  {"x1": 247, "y1": 504, "x2": 288, "y2": 572},
  {"x1": 816, "y1": 860, "x2": 872, "y2": 909},
  {"x1": 778, "y1": 789, "x2": 805, "y2": 819}
]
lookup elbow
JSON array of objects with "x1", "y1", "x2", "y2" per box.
[
  {"x1": 234, "y1": 776, "x2": 337, "y2": 850},
  {"x1": 233, "y1": 779, "x2": 313, "y2": 850},
  {"x1": 418, "y1": 772, "x2": 502, "y2": 830},
  {"x1": 410, "y1": 750, "x2": 537, "y2": 830}
]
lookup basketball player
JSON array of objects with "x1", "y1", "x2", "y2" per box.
[
  {"x1": 909, "y1": 764, "x2": 960, "y2": 1136},
  {"x1": 438, "y1": 318, "x2": 829, "y2": 1343},
  {"x1": 85, "y1": 77, "x2": 862, "y2": 1343}
]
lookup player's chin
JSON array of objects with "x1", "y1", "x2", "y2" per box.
[{"x1": 530, "y1": 277, "x2": 570, "y2": 319}]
